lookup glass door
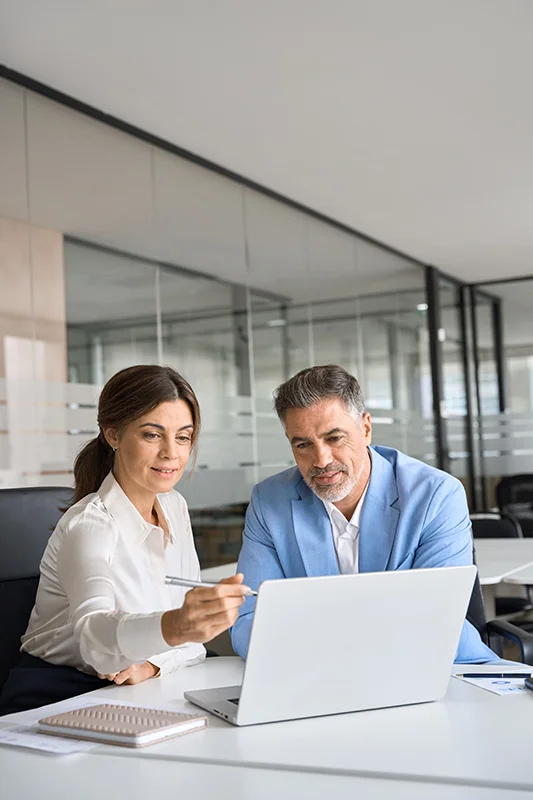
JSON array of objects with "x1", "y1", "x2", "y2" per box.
[
  {"x1": 427, "y1": 270, "x2": 477, "y2": 507},
  {"x1": 470, "y1": 288, "x2": 506, "y2": 509}
]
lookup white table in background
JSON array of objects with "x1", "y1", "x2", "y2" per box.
[
  {"x1": 200, "y1": 562, "x2": 237, "y2": 581},
  {"x1": 474, "y1": 538, "x2": 533, "y2": 618},
  {"x1": 504, "y1": 563, "x2": 533, "y2": 587},
  {"x1": 202, "y1": 547, "x2": 533, "y2": 621},
  {"x1": 3, "y1": 657, "x2": 533, "y2": 794}
]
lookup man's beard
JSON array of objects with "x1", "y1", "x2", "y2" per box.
[{"x1": 304, "y1": 460, "x2": 363, "y2": 503}]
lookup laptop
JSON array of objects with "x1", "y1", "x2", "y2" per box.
[{"x1": 185, "y1": 564, "x2": 477, "y2": 726}]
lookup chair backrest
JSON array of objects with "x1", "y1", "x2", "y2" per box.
[
  {"x1": 0, "y1": 486, "x2": 72, "y2": 692},
  {"x1": 467, "y1": 540, "x2": 488, "y2": 640},
  {"x1": 466, "y1": 575, "x2": 487, "y2": 639},
  {"x1": 470, "y1": 511, "x2": 523, "y2": 539},
  {"x1": 496, "y1": 474, "x2": 533, "y2": 511}
]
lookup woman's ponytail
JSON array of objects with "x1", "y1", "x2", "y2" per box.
[{"x1": 72, "y1": 434, "x2": 114, "y2": 504}]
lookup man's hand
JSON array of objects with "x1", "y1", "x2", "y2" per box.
[
  {"x1": 97, "y1": 661, "x2": 159, "y2": 685},
  {"x1": 161, "y1": 574, "x2": 250, "y2": 647}
]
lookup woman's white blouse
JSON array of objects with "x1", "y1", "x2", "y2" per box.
[{"x1": 21, "y1": 472, "x2": 206, "y2": 676}]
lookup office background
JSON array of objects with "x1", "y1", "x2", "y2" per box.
[{"x1": 1, "y1": 6, "x2": 533, "y2": 567}]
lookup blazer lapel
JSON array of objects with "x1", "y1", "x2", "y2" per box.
[
  {"x1": 358, "y1": 448, "x2": 400, "y2": 573},
  {"x1": 291, "y1": 477, "x2": 339, "y2": 577}
]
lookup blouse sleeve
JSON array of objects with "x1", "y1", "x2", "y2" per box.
[
  {"x1": 58, "y1": 513, "x2": 173, "y2": 675},
  {"x1": 148, "y1": 495, "x2": 206, "y2": 675}
]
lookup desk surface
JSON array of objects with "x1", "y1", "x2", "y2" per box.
[
  {"x1": 3, "y1": 748, "x2": 532, "y2": 800},
  {"x1": 473, "y1": 538, "x2": 533, "y2": 584},
  {"x1": 4, "y1": 657, "x2": 533, "y2": 793}
]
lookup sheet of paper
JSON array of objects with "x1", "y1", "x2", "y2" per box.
[
  {"x1": 451, "y1": 661, "x2": 532, "y2": 677},
  {"x1": 0, "y1": 724, "x2": 96, "y2": 754},
  {"x1": 454, "y1": 676, "x2": 529, "y2": 695},
  {"x1": 2, "y1": 695, "x2": 109, "y2": 727}
]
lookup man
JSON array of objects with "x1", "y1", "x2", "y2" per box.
[{"x1": 231, "y1": 364, "x2": 495, "y2": 663}]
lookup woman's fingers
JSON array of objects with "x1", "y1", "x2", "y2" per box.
[
  {"x1": 113, "y1": 668, "x2": 134, "y2": 685},
  {"x1": 183, "y1": 580, "x2": 250, "y2": 617},
  {"x1": 188, "y1": 607, "x2": 243, "y2": 644},
  {"x1": 161, "y1": 575, "x2": 252, "y2": 646},
  {"x1": 187, "y1": 582, "x2": 251, "y2": 605},
  {"x1": 97, "y1": 661, "x2": 158, "y2": 685},
  {"x1": 186, "y1": 593, "x2": 246, "y2": 618},
  {"x1": 111, "y1": 662, "x2": 157, "y2": 686}
]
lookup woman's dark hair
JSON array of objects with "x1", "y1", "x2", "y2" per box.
[{"x1": 72, "y1": 365, "x2": 201, "y2": 504}]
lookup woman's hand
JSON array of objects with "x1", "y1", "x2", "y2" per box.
[
  {"x1": 161, "y1": 573, "x2": 250, "y2": 647},
  {"x1": 97, "y1": 661, "x2": 159, "y2": 685}
]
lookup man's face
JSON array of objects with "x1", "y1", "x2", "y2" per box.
[{"x1": 284, "y1": 398, "x2": 372, "y2": 503}]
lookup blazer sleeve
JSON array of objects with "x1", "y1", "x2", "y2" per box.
[
  {"x1": 414, "y1": 475, "x2": 496, "y2": 663},
  {"x1": 412, "y1": 476, "x2": 473, "y2": 569},
  {"x1": 230, "y1": 485, "x2": 285, "y2": 659}
]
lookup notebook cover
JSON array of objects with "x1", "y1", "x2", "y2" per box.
[{"x1": 38, "y1": 703, "x2": 208, "y2": 748}]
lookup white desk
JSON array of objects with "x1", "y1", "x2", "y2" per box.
[
  {"x1": 3, "y1": 749, "x2": 532, "y2": 800},
  {"x1": 3, "y1": 657, "x2": 533, "y2": 793},
  {"x1": 474, "y1": 538, "x2": 533, "y2": 617},
  {"x1": 475, "y1": 539, "x2": 533, "y2": 585},
  {"x1": 504, "y1": 563, "x2": 533, "y2": 586}
]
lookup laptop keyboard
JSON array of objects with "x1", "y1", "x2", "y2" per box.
[{"x1": 227, "y1": 698, "x2": 240, "y2": 705}]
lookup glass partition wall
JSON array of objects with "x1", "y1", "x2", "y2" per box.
[
  {"x1": 2, "y1": 71, "x2": 504, "y2": 565},
  {"x1": 471, "y1": 280, "x2": 533, "y2": 513}
]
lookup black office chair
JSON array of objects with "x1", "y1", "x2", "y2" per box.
[
  {"x1": 0, "y1": 486, "x2": 72, "y2": 694},
  {"x1": 470, "y1": 512, "x2": 533, "y2": 617},
  {"x1": 469, "y1": 540, "x2": 533, "y2": 664},
  {"x1": 496, "y1": 474, "x2": 533, "y2": 538},
  {"x1": 470, "y1": 511, "x2": 522, "y2": 539}
]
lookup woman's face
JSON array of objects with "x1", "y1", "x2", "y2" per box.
[{"x1": 104, "y1": 399, "x2": 195, "y2": 497}]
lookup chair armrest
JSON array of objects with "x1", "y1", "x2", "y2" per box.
[{"x1": 486, "y1": 619, "x2": 533, "y2": 665}]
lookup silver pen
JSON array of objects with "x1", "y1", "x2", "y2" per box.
[{"x1": 165, "y1": 575, "x2": 257, "y2": 596}]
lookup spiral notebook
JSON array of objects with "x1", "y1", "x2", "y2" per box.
[{"x1": 38, "y1": 703, "x2": 208, "y2": 748}]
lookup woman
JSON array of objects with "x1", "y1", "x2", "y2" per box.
[{"x1": 0, "y1": 365, "x2": 248, "y2": 715}]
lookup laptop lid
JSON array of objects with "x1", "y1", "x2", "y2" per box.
[{"x1": 236, "y1": 565, "x2": 476, "y2": 725}]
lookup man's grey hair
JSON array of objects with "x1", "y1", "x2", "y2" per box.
[{"x1": 274, "y1": 365, "x2": 365, "y2": 424}]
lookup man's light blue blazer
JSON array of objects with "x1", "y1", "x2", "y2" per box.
[{"x1": 231, "y1": 445, "x2": 495, "y2": 663}]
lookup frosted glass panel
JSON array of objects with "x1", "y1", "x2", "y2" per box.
[
  {"x1": 65, "y1": 241, "x2": 158, "y2": 383},
  {"x1": 0, "y1": 375, "x2": 258, "y2": 508}
]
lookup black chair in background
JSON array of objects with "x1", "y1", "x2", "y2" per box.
[
  {"x1": 0, "y1": 486, "x2": 72, "y2": 694},
  {"x1": 470, "y1": 511, "x2": 522, "y2": 540},
  {"x1": 469, "y1": 541, "x2": 533, "y2": 664},
  {"x1": 496, "y1": 474, "x2": 533, "y2": 538},
  {"x1": 470, "y1": 511, "x2": 532, "y2": 617}
]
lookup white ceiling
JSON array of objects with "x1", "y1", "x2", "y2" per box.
[{"x1": 2, "y1": 0, "x2": 533, "y2": 284}]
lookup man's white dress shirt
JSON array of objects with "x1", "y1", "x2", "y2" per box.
[
  {"x1": 321, "y1": 482, "x2": 369, "y2": 574},
  {"x1": 21, "y1": 472, "x2": 205, "y2": 676}
]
